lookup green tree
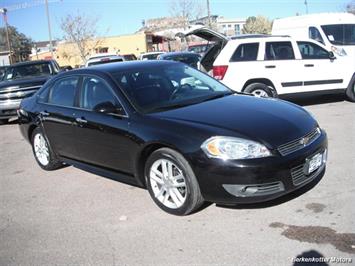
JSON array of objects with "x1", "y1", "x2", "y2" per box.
[
  {"x1": 242, "y1": 16, "x2": 272, "y2": 35},
  {"x1": 0, "y1": 26, "x2": 33, "y2": 62}
]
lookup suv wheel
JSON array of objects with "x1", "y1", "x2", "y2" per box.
[
  {"x1": 145, "y1": 148, "x2": 204, "y2": 215},
  {"x1": 31, "y1": 127, "x2": 62, "y2": 170},
  {"x1": 244, "y1": 83, "x2": 276, "y2": 98},
  {"x1": 346, "y1": 80, "x2": 355, "y2": 102}
]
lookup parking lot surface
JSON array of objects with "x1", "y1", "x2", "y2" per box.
[{"x1": 1, "y1": 96, "x2": 354, "y2": 265}]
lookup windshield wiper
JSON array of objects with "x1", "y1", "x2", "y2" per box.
[
  {"x1": 148, "y1": 102, "x2": 193, "y2": 113},
  {"x1": 200, "y1": 92, "x2": 233, "y2": 103}
]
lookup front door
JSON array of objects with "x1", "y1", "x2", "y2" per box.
[{"x1": 73, "y1": 75, "x2": 135, "y2": 173}]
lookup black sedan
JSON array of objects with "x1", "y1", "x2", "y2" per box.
[
  {"x1": 158, "y1": 52, "x2": 201, "y2": 68},
  {"x1": 18, "y1": 61, "x2": 327, "y2": 215}
]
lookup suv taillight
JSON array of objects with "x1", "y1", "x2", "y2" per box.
[{"x1": 213, "y1": 65, "x2": 228, "y2": 80}]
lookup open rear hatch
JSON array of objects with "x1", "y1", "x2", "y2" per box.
[{"x1": 177, "y1": 26, "x2": 229, "y2": 73}]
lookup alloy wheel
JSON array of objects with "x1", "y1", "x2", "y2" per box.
[
  {"x1": 33, "y1": 133, "x2": 50, "y2": 166},
  {"x1": 252, "y1": 89, "x2": 269, "y2": 98},
  {"x1": 149, "y1": 159, "x2": 187, "y2": 209}
]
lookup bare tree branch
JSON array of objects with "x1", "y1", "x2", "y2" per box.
[{"x1": 169, "y1": 0, "x2": 205, "y2": 29}]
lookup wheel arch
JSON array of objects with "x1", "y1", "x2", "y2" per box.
[{"x1": 242, "y1": 78, "x2": 277, "y2": 92}]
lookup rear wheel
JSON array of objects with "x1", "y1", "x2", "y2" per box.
[
  {"x1": 145, "y1": 148, "x2": 204, "y2": 215},
  {"x1": 31, "y1": 127, "x2": 62, "y2": 170},
  {"x1": 244, "y1": 83, "x2": 276, "y2": 98},
  {"x1": 346, "y1": 80, "x2": 355, "y2": 102}
]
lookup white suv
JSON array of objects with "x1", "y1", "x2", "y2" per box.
[{"x1": 183, "y1": 27, "x2": 355, "y2": 101}]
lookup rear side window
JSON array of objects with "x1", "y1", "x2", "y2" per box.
[
  {"x1": 297, "y1": 41, "x2": 329, "y2": 59},
  {"x1": 79, "y1": 77, "x2": 117, "y2": 110},
  {"x1": 309, "y1": 27, "x2": 325, "y2": 44},
  {"x1": 230, "y1": 43, "x2": 259, "y2": 62},
  {"x1": 48, "y1": 77, "x2": 78, "y2": 107},
  {"x1": 265, "y1": 41, "x2": 295, "y2": 60}
]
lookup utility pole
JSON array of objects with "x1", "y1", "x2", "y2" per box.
[
  {"x1": 45, "y1": 0, "x2": 54, "y2": 58},
  {"x1": 207, "y1": 0, "x2": 211, "y2": 28},
  {"x1": 0, "y1": 8, "x2": 12, "y2": 64},
  {"x1": 304, "y1": 0, "x2": 309, "y2": 14}
]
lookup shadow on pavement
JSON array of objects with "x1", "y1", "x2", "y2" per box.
[{"x1": 280, "y1": 92, "x2": 346, "y2": 107}]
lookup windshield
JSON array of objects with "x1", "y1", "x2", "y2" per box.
[
  {"x1": 321, "y1": 24, "x2": 355, "y2": 45},
  {"x1": 3, "y1": 63, "x2": 52, "y2": 81},
  {"x1": 113, "y1": 63, "x2": 232, "y2": 113},
  {"x1": 162, "y1": 54, "x2": 201, "y2": 68},
  {"x1": 87, "y1": 58, "x2": 123, "y2": 66},
  {"x1": 142, "y1": 53, "x2": 162, "y2": 60}
]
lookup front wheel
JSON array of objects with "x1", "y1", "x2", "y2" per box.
[
  {"x1": 244, "y1": 83, "x2": 276, "y2": 98},
  {"x1": 145, "y1": 148, "x2": 204, "y2": 215},
  {"x1": 346, "y1": 80, "x2": 355, "y2": 102},
  {"x1": 31, "y1": 127, "x2": 63, "y2": 170}
]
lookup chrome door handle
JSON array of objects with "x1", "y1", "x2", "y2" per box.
[
  {"x1": 304, "y1": 64, "x2": 314, "y2": 67},
  {"x1": 75, "y1": 117, "x2": 87, "y2": 123},
  {"x1": 40, "y1": 111, "x2": 49, "y2": 116},
  {"x1": 265, "y1": 65, "x2": 276, "y2": 68}
]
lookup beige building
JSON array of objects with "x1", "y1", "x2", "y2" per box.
[{"x1": 30, "y1": 32, "x2": 164, "y2": 67}]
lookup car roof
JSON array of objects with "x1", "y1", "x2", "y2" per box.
[
  {"x1": 160, "y1": 52, "x2": 200, "y2": 57},
  {"x1": 7, "y1": 60, "x2": 54, "y2": 67},
  {"x1": 87, "y1": 54, "x2": 123, "y2": 60},
  {"x1": 61, "y1": 60, "x2": 180, "y2": 76}
]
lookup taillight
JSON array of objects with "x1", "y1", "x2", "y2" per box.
[{"x1": 213, "y1": 65, "x2": 228, "y2": 80}]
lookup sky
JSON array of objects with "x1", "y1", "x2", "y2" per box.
[{"x1": 0, "y1": 0, "x2": 351, "y2": 41}]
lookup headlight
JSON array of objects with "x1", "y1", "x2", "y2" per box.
[{"x1": 201, "y1": 136, "x2": 271, "y2": 160}]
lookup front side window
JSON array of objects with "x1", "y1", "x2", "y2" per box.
[
  {"x1": 309, "y1": 27, "x2": 325, "y2": 44},
  {"x1": 79, "y1": 76, "x2": 117, "y2": 110},
  {"x1": 3, "y1": 63, "x2": 52, "y2": 81},
  {"x1": 297, "y1": 41, "x2": 329, "y2": 59},
  {"x1": 230, "y1": 43, "x2": 259, "y2": 62},
  {"x1": 321, "y1": 24, "x2": 355, "y2": 45},
  {"x1": 47, "y1": 77, "x2": 78, "y2": 107},
  {"x1": 113, "y1": 64, "x2": 232, "y2": 113},
  {"x1": 265, "y1": 41, "x2": 295, "y2": 60}
]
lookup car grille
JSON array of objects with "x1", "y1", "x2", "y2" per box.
[
  {"x1": 278, "y1": 128, "x2": 321, "y2": 156},
  {"x1": 0, "y1": 85, "x2": 41, "y2": 101},
  {"x1": 291, "y1": 163, "x2": 323, "y2": 186}
]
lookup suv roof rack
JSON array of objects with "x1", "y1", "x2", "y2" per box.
[{"x1": 230, "y1": 34, "x2": 290, "y2": 40}]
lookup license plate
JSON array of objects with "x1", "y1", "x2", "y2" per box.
[{"x1": 307, "y1": 153, "x2": 323, "y2": 174}]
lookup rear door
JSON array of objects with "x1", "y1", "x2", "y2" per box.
[
  {"x1": 262, "y1": 40, "x2": 304, "y2": 94},
  {"x1": 73, "y1": 75, "x2": 134, "y2": 173},
  {"x1": 39, "y1": 76, "x2": 81, "y2": 159}
]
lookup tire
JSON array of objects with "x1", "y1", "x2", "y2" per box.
[
  {"x1": 31, "y1": 127, "x2": 62, "y2": 170},
  {"x1": 244, "y1": 83, "x2": 276, "y2": 98},
  {"x1": 0, "y1": 119, "x2": 9, "y2": 125},
  {"x1": 145, "y1": 148, "x2": 204, "y2": 215},
  {"x1": 345, "y1": 80, "x2": 355, "y2": 102}
]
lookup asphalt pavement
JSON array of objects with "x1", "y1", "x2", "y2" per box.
[{"x1": 0, "y1": 95, "x2": 354, "y2": 266}]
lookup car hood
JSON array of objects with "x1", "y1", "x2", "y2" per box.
[
  {"x1": 0, "y1": 76, "x2": 50, "y2": 91},
  {"x1": 152, "y1": 95, "x2": 317, "y2": 148}
]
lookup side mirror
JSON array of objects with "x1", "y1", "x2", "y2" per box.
[
  {"x1": 93, "y1": 101, "x2": 125, "y2": 116},
  {"x1": 329, "y1": 51, "x2": 336, "y2": 60}
]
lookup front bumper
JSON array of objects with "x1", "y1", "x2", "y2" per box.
[
  {"x1": 190, "y1": 130, "x2": 328, "y2": 204},
  {"x1": 0, "y1": 99, "x2": 22, "y2": 118}
]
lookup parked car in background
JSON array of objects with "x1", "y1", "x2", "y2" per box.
[
  {"x1": 158, "y1": 52, "x2": 201, "y2": 68},
  {"x1": 0, "y1": 60, "x2": 60, "y2": 124},
  {"x1": 139, "y1": 51, "x2": 164, "y2": 60},
  {"x1": 182, "y1": 27, "x2": 355, "y2": 101},
  {"x1": 122, "y1": 54, "x2": 137, "y2": 61},
  {"x1": 272, "y1": 13, "x2": 355, "y2": 58},
  {"x1": 188, "y1": 43, "x2": 214, "y2": 56},
  {"x1": 85, "y1": 54, "x2": 125, "y2": 67},
  {"x1": 18, "y1": 60, "x2": 327, "y2": 215}
]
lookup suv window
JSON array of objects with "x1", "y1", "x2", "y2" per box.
[
  {"x1": 297, "y1": 41, "x2": 329, "y2": 59},
  {"x1": 230, "y1": 43, "x2": 259, "y2": 62},
  {"x1": 309, "y1": 27, "x2": 325, "y2": 44},
  {"x1": 79, "y1": 76, "x2": 117, "y2": 110},
  {"x1": 3, "y1": 63, "x2": 52, "y2": 81},
  {"x1": 48, "y1": 77, "x2": 78, "y2": 107},
  {"x1": 265, "y1": 41, "x2": 295, "y2": 60}
]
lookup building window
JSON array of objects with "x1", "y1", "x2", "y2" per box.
[
  {"x1": 95, "y1": 47, "x2": 109, "y2": 53},
  {"x1": 234, "y1": 24, "x2": 241, "y2": 35}
]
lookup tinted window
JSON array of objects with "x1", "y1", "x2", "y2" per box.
[
  {"x1": 297, "y1": 41, "x2": 329, "y2": 59},
  {"x1": 113, "y1": 64, "x2": 232, "y2": 113},
  {"x1": 230, "y1": 43, "x2": 259, "y2": 62},
  {"x1": 79, "y1": 77, "x2": 117, "y2": 110},
  {"x1": 87, "y1": 58, "x2": 123, "y2": 66},
  {"x1": 309, "y1": 27, "x2": 325, "y2": 44},
  {"x1": 48, "y1": 77, "x2": 78, "y2": 107},
  {"x1": 3, "y1": 63, "x2": 52, "y2": 81},
  {"x1": 321, "y1": 24, "x2": 355, "y2": 45},
  {"x1": 162, "y1": 54, "x2": 201, "y2": 68},
  {"x1": 265, "y1": 41, "x2": 295, "y2": 60}
]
